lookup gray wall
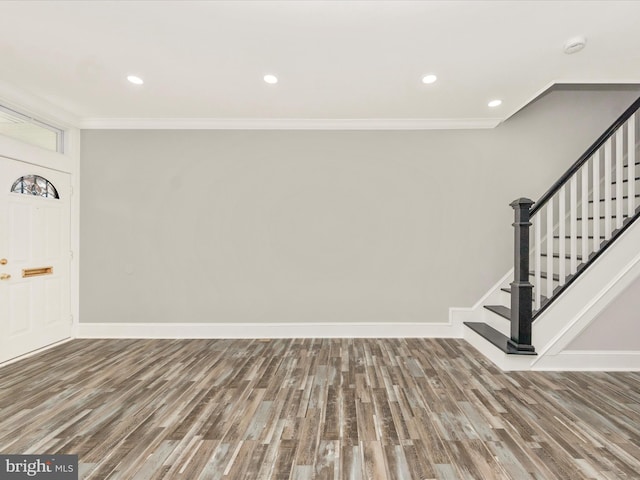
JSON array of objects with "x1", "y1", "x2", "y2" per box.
[
  {"x1": 568, "y1": 274, "x2": 640, "y2": 351},
  {"x1": 80, "y1": 88, "x2": 640, "y2": 324}
]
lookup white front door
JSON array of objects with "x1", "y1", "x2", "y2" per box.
[{"x1": 0, "y1": 155, "x2": 71, "y2": 364}]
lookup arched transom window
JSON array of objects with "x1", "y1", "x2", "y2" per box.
[{"x1": 10, "y1": 175, "x2": 59, "y2": 199}]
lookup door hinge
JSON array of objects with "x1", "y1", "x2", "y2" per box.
[
  {"x1": 69, "y1": 250, "x2": 74, "y2": 260},
  {"x1": 70, "y1": 185, "x2": 74, "y2": 196},
  {"x1": 70, "y1": 314, "x2": 74, "y2": 325}
]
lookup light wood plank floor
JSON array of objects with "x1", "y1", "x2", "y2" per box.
[{"x1": 1, "y1": 338, "x2": 639, "y2": 479}]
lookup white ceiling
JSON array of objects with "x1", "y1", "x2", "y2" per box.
[{"x1": 0, "y1": 0, "x2": 639, "y2": 129}]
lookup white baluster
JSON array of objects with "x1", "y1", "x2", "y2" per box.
[
  {"x1": 581, "y1": 160, "x2": 589, "y2": 264},
  {"x1": 570, "y1": 175, "x2": 577, "y2": 274},
  {"x1": 558, "y1": 185, "x2": 566, "y2": 285},
  {"x1": 546, "y1": 200, "x2": 554, "y2": 299},
  {"x1": 604, "y1": 138, "x2": 612, "y2": 239},
  {"x1": 629, "y1": 115, "x2": 636, "y2": 218},
  {"x1": 592, "y1": 152, "x2": 601, "y2": 251},
  {"x1": 616, "y1": 128, "x2": 624, "y2": 229},
  {"x1": 534, "y1": 213, "x2": 541, "y2": 310}
]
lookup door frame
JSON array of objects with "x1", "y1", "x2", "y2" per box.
[{"x1": 0, "y1": 122, "x2": 79, "y2": 347}]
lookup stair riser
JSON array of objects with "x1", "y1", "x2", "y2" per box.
[
  {"x1": 618, "y1": 180, "x2": 639, "y2": 197},
  {"x1": 575, "y1": 217, "x2": 628, "y2": 235},
  {"x1": 501, "y1": 288, "x2": 552, "y2": 307},
  {"x1": 622, "y1": 164, "x2": 640, "y2": 177},
  {"x1": 534, "y1": 211, "x2": 640, "y2": 270},
  {"x1": 535, "y1": 199, "x2": 635, "y2": 220},
  {"x1": 550, "y1": 237, "x2": 592, "y2": 255},
  {"x1": 529, "y1": 276, "x2": 562, "y2": 305},
  {"x1": 499, "y1": 289, "x2": 512, "y2": 306},
  {"x1": 531, "y1": 277, "x2": 561, "y2": 291},
  {"x1": 603, "y1": 176, "x2": 640, "y2": 195},
  {"x1": 532, "y1": 285, "x2": 562, "y2": 310},
  {"x1": 481, "y1": 308, "x2": 511, "y2": 336},
  {"x1": 586, "y1": 198, "x2": 637, "y2": 217},
  {"x1": 534, "y1": 256, "x2": 582, "y2": 275}
]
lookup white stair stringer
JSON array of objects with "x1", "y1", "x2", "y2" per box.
[
  {"x1": 529, "y1": 214, "x2": 640, "y2": 370},
  {"x1": 460, "y1": 214, "x2": 640, "y2": 371}
]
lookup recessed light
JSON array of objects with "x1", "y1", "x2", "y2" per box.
[
  {"x1": 488, "y1": 99, "x2": 502, "y2": 108},
  {"x1": 263, "y1": 74, "x2": 278, "y2": 84},
  {"x1": 127, "y1": 75, "x2": 144, "y2": 85},
  {"x1": 421, "y1": 74, "x2": 437, "y2": 84}
]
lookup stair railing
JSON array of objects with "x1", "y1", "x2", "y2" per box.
[{"x1": 509, "y1": 96, "x2": 640, "y2": 353}]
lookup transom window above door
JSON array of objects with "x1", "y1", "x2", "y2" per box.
[
  {"x1": 10, "y1": 175, "x2": 59, "y2": 199},
  {"x1": 0, "y1": 104, "x2": 64, "y2": 153}
]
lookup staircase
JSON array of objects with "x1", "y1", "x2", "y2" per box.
[{"x1": 463, "y1": 96, "x2": 640, "y2": 368}]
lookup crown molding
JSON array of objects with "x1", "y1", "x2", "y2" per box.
[
  {"x1": 3, "y1": 78, "x2": 638, "y2": 132},
  {"x1": 504, "y1": 79, "x2": 640, "y2": 120},
  {"x1": 79, "y1": 117, "x2": 502, "y2": 130}
]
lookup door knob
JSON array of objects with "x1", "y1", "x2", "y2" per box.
[
  {"x1": 0, "y1": 273, "x2": 10, "y2": 280},
  {"x1": 0, "y1": 259, "x2": 7, "y2": 265}
]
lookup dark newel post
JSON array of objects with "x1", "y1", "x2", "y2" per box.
[{"x1": 508, "y1": 198, "x2": 536, "y2": 353}]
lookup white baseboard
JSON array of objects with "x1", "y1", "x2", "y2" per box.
[
  {"x1": 463, "y1": 327, "x2": 640, "y2": 371},
  {"x1": 76, "y1": 321, "x2": 462, "y2": 339},
  {"x1": 532, "y1": 350, "x2": 640, "y2": 371},
  {"x1": 8, "y1": 324, "x2": 639, "y2": 372},
  {"x1": 0, "y1": 337, "x2": 73, "y2": 369}
]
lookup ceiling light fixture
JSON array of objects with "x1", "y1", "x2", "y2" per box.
[
  {"x1": 564, "y1": 36, "x2": 587, "y2": 54},
  {"x1": 127, "y1": 75, "x2": 144, "y2": 85},
  {"x1": 421, "y1": 74, "x2": 437, "y2": 84},
  {"x1": 488, "y1": 99, "x2": 502, "y2": 108},
  {"x1": 263, "y1": 74, "x2": 278, "y2": 84}
]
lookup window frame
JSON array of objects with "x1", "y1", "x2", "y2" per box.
[
  {"x1": 10, "y1": 174, "x2": 60, "y2": 199},
  {"x1": 0, "y1": 104, "x2": 64, "y2": 154}
]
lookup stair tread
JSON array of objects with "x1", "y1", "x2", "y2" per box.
[
  {"x1": 529, "y1": 271, "x2": 561, "y2": 281},
  {"x1": 589, "y1": 194, "x2": 640, "y2": 203},
  {"x1": 464, "y1": 322, "x2": 536, "y2": 355},
  {"x1": 501, "y1": 287, "x2": 549, "y2": 303},
  {"x1": 483, "y1": 305, "x2": 510, "y2": 320},
  {"x1": 553, "y1": 235, "x2": 605, "y2": 239},
  {"x1": 577, "y1": 215, "x2": 628, "y2": 220},
  {"x1": 539, "y1": 253, "x2": 583, "y2": 260},
  {"x1": 611, "y1": 177, "x2": 640, "y2": 184}
]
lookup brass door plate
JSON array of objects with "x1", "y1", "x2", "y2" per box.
[{"x1": 22, "y1": 266, "x2": 53, "y2": 278}]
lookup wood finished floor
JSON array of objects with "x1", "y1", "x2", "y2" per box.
[{"x1": 1, "y1": 339, "x2": 639, "y2": 479}]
